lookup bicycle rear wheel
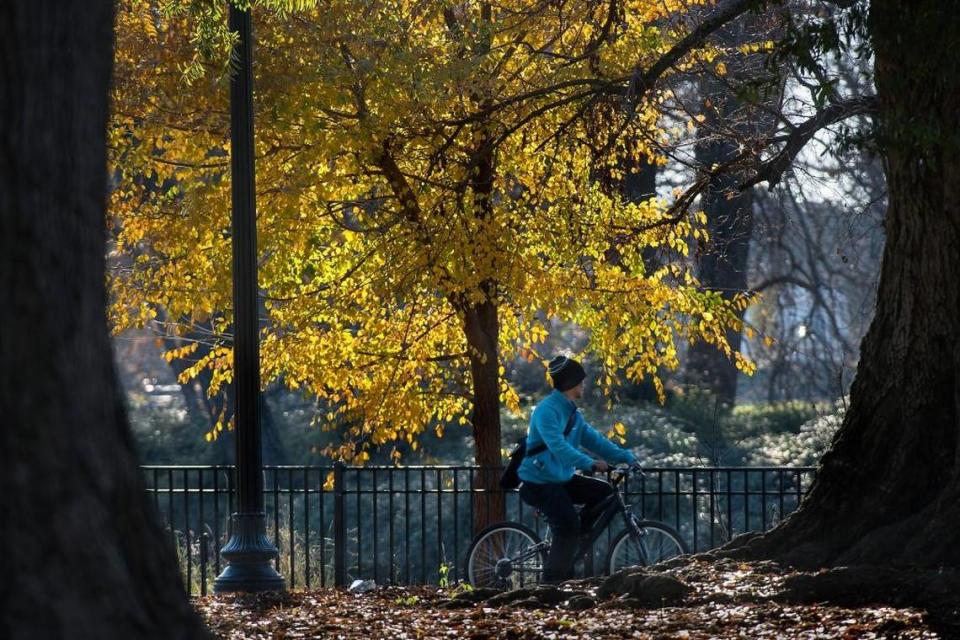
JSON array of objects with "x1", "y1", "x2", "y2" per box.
[
  {"x1": 466, "y1": 522, "x2": 546, "y2": 589},
  {"x1": 605, "y1": 517, "x2": 688, "y2": 574}
]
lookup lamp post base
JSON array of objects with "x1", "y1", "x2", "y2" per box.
[{"x1": 213, "y1": 513, "x2": 286, "y2": 593}]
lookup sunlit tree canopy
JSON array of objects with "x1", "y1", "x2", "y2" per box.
[{"x1": 109, "y1": 0, "x2": 753, "y2": 461}]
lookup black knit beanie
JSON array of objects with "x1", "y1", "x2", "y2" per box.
[{"x1": 548, "y1": 355, "x2": 586, "y2": 392}]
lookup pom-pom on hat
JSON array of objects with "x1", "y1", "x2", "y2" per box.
[{"x1": 548, "y1": 355, "x2": 586, "y2": 392}]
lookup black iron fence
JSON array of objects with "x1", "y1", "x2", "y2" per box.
[{"x1": 143, "y1": 464, "x2": 815, "y2": 595}]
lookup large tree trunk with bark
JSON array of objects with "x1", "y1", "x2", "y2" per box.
[
  {"x1": 0, "y1": 3, "x2": 208, "y2": 638},
  {"x1": 737, "y1": 0, "x2": 960, "y2": 568}
]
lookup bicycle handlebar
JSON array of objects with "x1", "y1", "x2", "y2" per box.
[{"x1": 609, "y1": 464, "x2": 645, "y2": 484}]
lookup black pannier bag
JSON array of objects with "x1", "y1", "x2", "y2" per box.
[{"x1": 499, "y1": 408, "x2": 577, "y2": 489}]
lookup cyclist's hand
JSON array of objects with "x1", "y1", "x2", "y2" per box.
[{"x1": 592, "y1": 460, "x2": 610, "y2": 473}]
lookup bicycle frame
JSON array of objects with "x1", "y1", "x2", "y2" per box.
[
  {"x1": 504, "y1": 470, "x2": 646, "y2": 576},
  {"x1": 570, "y1": 469, "x2": 642, "y2": 566}
]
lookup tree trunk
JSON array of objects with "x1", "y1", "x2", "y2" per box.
[
  {"x1": 619, "y1": 157, "x2": 666, "y2": 403},
  {"x1": 464, "y1": 119, "x2": 506, "y2": 530},
  {"x1": 684, "y1": 77, "x2": 753, "y2": 408},
  {"x1": 0, "y1": 3, "x2": 208, "y2": 638},
  {"x1": 261, "y1": 386, "x2": 288, "y2": 465},
  {"x1": 737, "y1": 0, "x2": 960, "y2": 568},
  {"x1": 465, "y1": 299, "x2": 505, "y2": 531}
]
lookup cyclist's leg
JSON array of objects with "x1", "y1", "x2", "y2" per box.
[
  {"x1": 519, "y1": 481, "x2": 579, "y2": 583},
  {"x1": 564, "y1": 474, "x2": 614, "y2": 532}
]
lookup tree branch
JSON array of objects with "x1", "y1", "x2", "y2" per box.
[
  {"x1": 356, "y1": 350, "x2": 468, "y2": 362},
  {"x1": 739, "y1": 95, "x2": 878, "y2": 190},
  {"x1": 622, "y1": 0, "x2": 755, "y2": 115},
  {"x1": 612, "y1": 95, "x2": 877, "y2": 248}
]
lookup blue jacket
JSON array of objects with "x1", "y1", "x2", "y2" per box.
[{"x1": 517, "y1": 389, "x2": 636, "y2": 485}]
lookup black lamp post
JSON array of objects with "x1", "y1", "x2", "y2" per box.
[{"x1": 213, "y1": 3, "x2": 285, "y2": 594}]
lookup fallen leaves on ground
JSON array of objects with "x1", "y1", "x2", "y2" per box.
[{"x1": 195, "y1": 560, "x2": 942, "y2": 639}]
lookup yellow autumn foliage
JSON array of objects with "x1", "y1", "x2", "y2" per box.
[{"x1": 109, "y1": 0, "x2": 752, "y2": 460}]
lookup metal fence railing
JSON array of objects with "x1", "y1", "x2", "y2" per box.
[{"x1": 143, "y1": 464, "x2": 816, "y2": 595}]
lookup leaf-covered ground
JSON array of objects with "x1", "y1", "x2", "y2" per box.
[{"x1": 196, "y1": 560, "x2": 944, "y2": 639}]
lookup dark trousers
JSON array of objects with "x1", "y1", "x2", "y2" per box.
[{"x1": 519, "y1": 474, "x2": 614, "y2": 583}]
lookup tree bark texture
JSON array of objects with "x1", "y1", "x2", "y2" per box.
[
  {"x1": 465, "y1": 297, "x2": 505, "y2": 530},
  {"x1": 0, "y1": 3, "x2": 208, "y2": 638},
  {"x1": 737, "y1": 0, "x2": 960, "y2": 568}
]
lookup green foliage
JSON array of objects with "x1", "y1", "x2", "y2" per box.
[
  {"x1": 619, "y1": 394, "x2": 842, "y2": 467},
  {"x1": 437, "y1": 562, "x2": 474, "y2": 595},
  {"x1": 730, "y1": 400, "x2": 822, "y2": 436},
  {"x1": 438, "y1": 562, "x2": 451, "y2": 589}
]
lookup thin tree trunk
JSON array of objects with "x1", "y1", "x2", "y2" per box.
[
  {"x1": 464, "y1": 117, "x2": 506, "y2": 530},
  {"x1": 736, "y1": 0, "x2": 960, "y2": 568},
  {"x1": 622, "y1": 158, "x2": 666, "y2": 402},
  {"x1": 684, "y1": 76, "x2": 753, "y2": 408},
  {"x1": 465, "y1": 300, "x2": 505, "y2": 530},
  {"x1": 0, "y1": 3, "x2": 208, "y2": 637}
]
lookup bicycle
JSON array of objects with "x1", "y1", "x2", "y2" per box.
[{"x1": 465, "y1": 466, "x2": 689, "y2": 589}]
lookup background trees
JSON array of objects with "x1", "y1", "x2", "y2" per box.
[
  {"x1": 5, "y1": 5, "x2": 958, "y2": 633},
  {"x1": 110, "y1": 0, "x2": 758, "y2": 484},
  {"x1": 111, "y1": 0, "x2": 960, "y2": 571}
]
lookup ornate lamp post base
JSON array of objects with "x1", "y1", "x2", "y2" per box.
[{"x1": 213, "y1": 513, "x2": 286, "y2": 593}]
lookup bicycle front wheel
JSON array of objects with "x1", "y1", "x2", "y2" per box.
[
  {"x1": 605, "y1": 517, "x2": 688, "y2": 575},
  {"x1": 466, "y1": 522, "x2": 546, "y2": 589}
]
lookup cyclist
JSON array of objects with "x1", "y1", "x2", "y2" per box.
[{"x1": 517, "y1": 355, "x2": 638, "y2": 583}]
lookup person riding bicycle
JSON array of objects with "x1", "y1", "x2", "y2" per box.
[{"x1": 517, "y1": 355, "x2": 638, "y2": 583}]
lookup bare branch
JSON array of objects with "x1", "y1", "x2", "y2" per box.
[
  {"x1": 623, "y1": 0, "x2": 754, "y2": 112},
  {"x1": 739, "y1": 95, "x2": 878, "y2": 190}
]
